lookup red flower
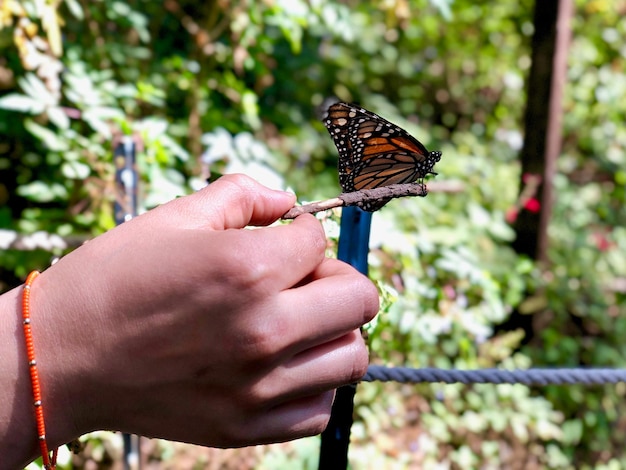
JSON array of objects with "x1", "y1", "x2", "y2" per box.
[
  {"x1": 592, "y1": 232, "x2": 613, "y2": 252},
  {"x1": 505, "y1": 207, "x2": 518, "y2": 223},
  {"x1": 524, "y1": 198, "x2": 541, "y2": 213}
]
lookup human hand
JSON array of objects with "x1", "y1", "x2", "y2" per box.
[{"x1": 22, "y1": 174, "x2": 379, "y2": 454}]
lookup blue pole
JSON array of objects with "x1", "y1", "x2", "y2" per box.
[
  {"x1": 318, "y1": 206, "x2": 372, "y2": 470},
  {"x1": 337, "y1": 206, "x2": 372, "y2": 276}
]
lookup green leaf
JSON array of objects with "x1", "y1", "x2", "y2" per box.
[
  {"x1": 61, "y1": 161, "x2": 91, "y2": 180},
  {"x1": 0, "y1": 94, "x2": 45, "y2": 113},
  {"x1": 46, "y1": 107, "x2": 70, "y2": 129},
  {"x1": 16, "y1": 181, "x2": 68, "y2": 203},
  {"x1": 23, "y1": 120, "x2": 68, "y2": 151}
]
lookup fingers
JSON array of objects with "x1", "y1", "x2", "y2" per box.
[
  {"x1": 154, "y1": 388, "x2": 338, "y2": 448},
  {"x1": 239, "y1": 391, "x2": 336, "y2": 445},
  {"x1": 225, "y1": 330, "x2": 370, "y2": 445},
  {"x1": 159, "y1": 174, "x2": 296, "y2": 230},
  {"x1": 202, "y1": 174, "x2": 297, "y2": 229},
  {"x1": 254, "y1": 329, "x2": 369, "y2": 404},
  {"x1": 135, "y1": 172, "x2": 326, "y2": 293},
  {"x1": 254, "y1": 214, "x2": 328, "y2": 286},
  {"x1": 190, "y1": 212, "x2": 327, "y2": 295},
  {"x1": 264, "y1": 258, "x2": 380, "y2": 350},
  {"x1": 223, "y1": 257, "x2": 377, "y2": 382}
]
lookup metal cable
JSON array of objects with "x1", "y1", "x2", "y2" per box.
[{"x1": 363, "y1": 365, "x2": 626, "y2": 385}]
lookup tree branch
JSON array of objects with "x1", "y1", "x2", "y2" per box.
[{"x1": 282, "y1": 183, "x2": 429, "y2": 219}]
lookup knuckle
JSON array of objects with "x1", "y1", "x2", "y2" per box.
[
  {"x1": 308, "y1": 219, "x2": 327, "y2": 255},
  {"x1": 360, "y1": 278, "x2": 380, "y2": 322},
  {"x1": 346, "y1": 275, "x2": 380, "y2": 324},
  {"x1": 218, "y1": 173, "x2": 254, "y2": 188},
  {"x1": 228, "y1": 260, "x2": 269, "y2": 293},
  {"x1": 294, "y1": 214, "x2": 327, "y2": 259},
  {"x1": 307, "y1": 415, "x2": 331, "y2": 437},
  {"x1": 237, "y1": 316, "x2": 287, "y2": 364},
  {"x1": 211, "y1": 173, "x2": 257, "y2": 206},
  {"x1": 350, "y1": 343, "x2": 371, "y2": 381},
  {"x1": 215, "y1": 237, "x2": 271, "y2": 294}
]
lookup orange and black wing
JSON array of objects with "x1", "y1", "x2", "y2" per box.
[{"x1": 323, "y1": 102, "x2": 441, "y2": 211}]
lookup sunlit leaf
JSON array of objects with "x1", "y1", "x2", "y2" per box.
[{"x1": 0, "y1": 93, "x2": 44, "y2": 113}]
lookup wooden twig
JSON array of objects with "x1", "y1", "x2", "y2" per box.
[{"x1": 282, "y1": 183, "x2": 429, "y2": 219}]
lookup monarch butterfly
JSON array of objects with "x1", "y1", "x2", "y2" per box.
[{"x1": 323, "y1": 102, "x2": 442, "y2": 211}]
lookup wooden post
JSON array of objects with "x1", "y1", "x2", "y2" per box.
[{"x1": 513, "y1": 0, "x2": 573, "y2": 262}]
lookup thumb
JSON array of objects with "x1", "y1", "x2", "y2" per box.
[{"x1": 165, "y1": 174, "x2": 296, "y2": 230}]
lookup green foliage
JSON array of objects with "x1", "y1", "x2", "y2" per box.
[{"x1": 3, "y1": 0, "x2": 625, "y2": 467}]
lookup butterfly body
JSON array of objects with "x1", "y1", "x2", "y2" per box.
[{"x1": 323, "y1": 102, "x2": 441, "y2": 211}]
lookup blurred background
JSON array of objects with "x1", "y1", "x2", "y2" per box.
[{"x1": 1, "y1": 0, "x2": 625, "y2": 468}]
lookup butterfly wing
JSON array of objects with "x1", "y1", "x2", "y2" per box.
[
  {"x1": 323, "y1": 102, "x2": 441, "y2": 211},
  {"x1": 323, "y1": 102, "x2": 360, "y2": 191}
]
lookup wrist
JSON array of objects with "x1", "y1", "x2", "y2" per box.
[
  {"x1": 0, "y1": 269, "x2": 89, "y2": 468},
  {"x1": 28, "y1": 268, "x2": 91, "y2": 448},
  {"x1": 0, "y1": 284, "x2": 41, "y2": 467}
]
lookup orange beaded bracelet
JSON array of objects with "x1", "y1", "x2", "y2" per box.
[{"x1": 22, "y1": 270, "x2": 57, "y2": 470}]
